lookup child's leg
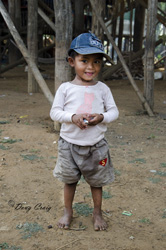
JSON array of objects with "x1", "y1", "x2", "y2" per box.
[
  {"x1": 58, "y1": 182, "x2": 77, "y2": 229},
  {"x1": 90, "y1": 186, "x2": 107, "y2": 231}
]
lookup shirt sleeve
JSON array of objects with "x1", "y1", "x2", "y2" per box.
[
  {"x1": 50, "y1": 84, "x2": 74, "y2": 123},
  {"x1": 101, "y1": 85, "x2": 119, "y2": 123}
]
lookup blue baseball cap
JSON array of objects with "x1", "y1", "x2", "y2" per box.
[{"x1": 68, "y1": 32, "x2": 112, "y2": 62}]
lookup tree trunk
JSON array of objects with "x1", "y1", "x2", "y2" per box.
[
  {"x1": 144, "y1": 0, "x2": 157, "y2": 111},
  {"x1": 27, "y1": 0, "x2": 38, "y2": 93},
  {"x1": 53, "y1": 0, "x2": 73, "y2": 131}
]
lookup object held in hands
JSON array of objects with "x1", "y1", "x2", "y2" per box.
[{"x1": 83, "y1": 118, "x2": 89, "y2": 124}]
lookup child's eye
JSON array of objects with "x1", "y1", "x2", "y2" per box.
[
  {"x1": 82, "y1": 59, "x2": 87, "y2": 63},
  {"x1": 95, "y1": 60, "x2": 101, "y2": 64}
]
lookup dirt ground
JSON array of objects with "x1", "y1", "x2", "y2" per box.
[{"x1": 0, "y1": 65, "x2": 166, "y2": 250}]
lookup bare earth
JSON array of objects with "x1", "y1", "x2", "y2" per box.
[{"x1": 0, "y1": 65, "x2": 166, "y2": 250}]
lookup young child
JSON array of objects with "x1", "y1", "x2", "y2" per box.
[{"x1": 50, "y1": 32, "x2": 119, "y2": 231}]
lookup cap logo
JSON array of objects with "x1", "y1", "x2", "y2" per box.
[{"x1": 89, "y1": 34, "x2": 104, "y2": 51}]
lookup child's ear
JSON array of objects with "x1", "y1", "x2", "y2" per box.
[{"x1": 68, "y1": 57, "x2": 75, "y2": 67}]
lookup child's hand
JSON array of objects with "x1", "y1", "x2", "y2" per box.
[
  {"x1": 72, "y1": 114, "x2": 90, "y2": 130},
  {"x1": 88, "y1": 113, "x2": 104, "y2": 126}
]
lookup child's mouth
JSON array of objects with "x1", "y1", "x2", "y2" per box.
[{"x1": 85, "y1": 72, "x2": 94, "y2": 76}]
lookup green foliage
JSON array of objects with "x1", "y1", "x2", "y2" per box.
[
  {"x1": 16, "y1": 222, "x2": 44, "y2": 240},
  {"x1": 128, "y1": 158, "x2": 146, "y2": 164},
  {"x1": 139, "y1": 218, "x2": 151, "y2": 224},
  {"x1": 20, "y1": 154, "x2": 41, "y2": 161},
  {"x1": 162, "y1": 209, "x2": 166, "y2": 219},
  {"x1": 73, "y1": 203, "x2": 93, "y2": 217},
  {"x1": 0, "y1": 243, "x2": 22, "y2": 250},
  {"x1": 0, "y1": 121, "x2": 9, "y2": 124},
  {"x1": 155, "y1": 171, "x2": 166, "y2": 177},
  {"x1": 50, "y1": 156, "x2": 56, "y2": 159},
  {"x1": 147, "y1": 134, "x2": 155, "y2": 139},
  {"x1": 159, "y1": 35, "x2": 166, "y2": 45},
  {"x1": 114, "y1": 169, "x2": 121, "y2": 176},
  {"x1": 0, "y1": 144, "x2": 9, "y2": 150},
  {"x1": 102, "y1": 190, "x2": 113, "y2": 199},
  {"x1": 148, "y1": 177, "x2": 162, "y2": 184},
  {"x1": 0, "y1": 139, "x2": 22, "y2": 144},
  {"x1": 160, "y1": 163, "x2": 166, "y2": 168}
]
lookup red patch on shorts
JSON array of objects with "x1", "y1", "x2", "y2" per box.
[{"x1": 99, "y1": 158, "x2": 107, "y2": 166}]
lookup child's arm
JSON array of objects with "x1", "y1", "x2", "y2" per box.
[
  {"x1": 89, "y1": 85, "x2": 119, "y2": 125},
  {"x1": 50, "y1": 84, "x2": 74, "y2": 123}
]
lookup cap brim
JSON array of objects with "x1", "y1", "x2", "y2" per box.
[{"x1": 68, "y1": 47, "x2": 114, "y2": 64}]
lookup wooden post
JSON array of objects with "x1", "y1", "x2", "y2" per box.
[
  {"x1": 92, "y1": 0, "x2": 105, "y2": 41},
  {"x1": 8, "y1": 0, "x2": 16, "y2": 64},
  {"x1": 91, "y1": 0, "x2": 105, "y2": 81},
  {"x1": 74, "y1": 0, "x2": 84, "y2": 36},
  {"x1": 53, "y1": 0, "x2": 73, "y2": 131},
  {"x1": 27, "y1": 0, "x2": 38, "y2": 93},
  {"x1": 144, "y1": 0, "x2": 157, "y2": 111},
  {"x1": 118, "y1": 1, "x2": 124, "y2": 51},
  {"x1": 0, "y1": 27, "x2": 1, "y2": 74},
  {"x1": 89, "y1": 0, "x2": 154, "y2": 116},
  {"x1": 54, "y1": 0, "x2": 73, "y2": 91},
  {"x1": 0, "y1": 0, "x2": 54, "y2": 105},
  {"x1": 133, "y1": 3, "x2": 145, "y2": 52},
  {"x1": 129, "y1": 1, "x2": 133, "y2": 70}
]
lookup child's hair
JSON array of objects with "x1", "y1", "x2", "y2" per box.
[
  {"x1": 68, "y1": 50, "x2": 78, "y2": 59},
  {"x1": 66, "y1": 50, "x2": 78, "y2": 62}
]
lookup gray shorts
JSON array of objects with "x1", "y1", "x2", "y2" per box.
[{"x1": 53, "y1": 137, "x2": 114, "y2": 187}]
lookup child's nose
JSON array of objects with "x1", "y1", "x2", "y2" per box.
[{"x1": 87, "y1": 62, "x2": 94, "y2": 69}]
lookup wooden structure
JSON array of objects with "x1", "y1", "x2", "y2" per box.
[
  {"x1": 0, "y1": 0, "x2": 166, "y2": 116},
  {"x1": 27, "y1": 0, "x2": 38, "y2": 93},
  {"x1": 144, "y1": 0, "x2": 158, "y2": 111}
]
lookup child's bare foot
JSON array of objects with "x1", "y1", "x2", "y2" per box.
[
  {"x1": 93, "y1": 212, "x2": 107, "y2": 231},
  {"x1": 58, "y1": 208, "x2": 73, "y2": 229}
]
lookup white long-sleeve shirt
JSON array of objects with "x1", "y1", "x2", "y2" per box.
[{"x1": 50, "y1": 81, "x2": 119, "y2": 146}]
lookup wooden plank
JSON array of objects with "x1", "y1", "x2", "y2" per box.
[
  {"x1": 0, "y1": 0, "x2": 54, "y2": 105},
  {"x1": 38, "y1": 7, "x2": 55, "y2": 32},
  {"x1": 38, "y1": 0, "x2": 54, "y2": 15}
]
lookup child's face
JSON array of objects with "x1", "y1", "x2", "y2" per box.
[{"x1": 68, "y1": 54, "x2": 102, "y2": 82}]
